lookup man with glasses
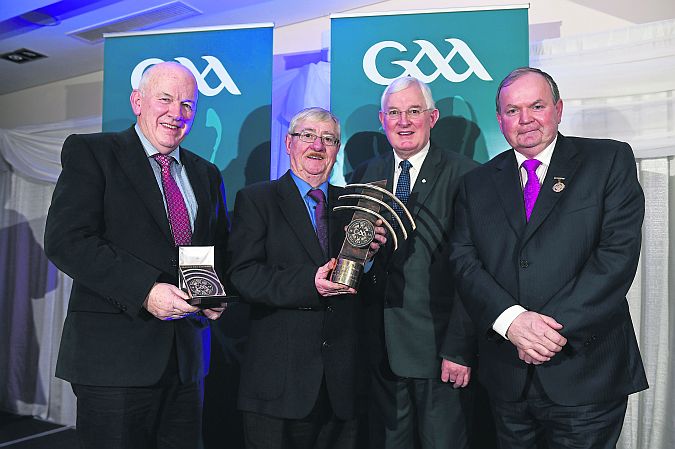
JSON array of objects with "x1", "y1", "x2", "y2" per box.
[
  {"x1": 227, "y1": 107, "x2": 386, "y2": 449},
  {"x1": 350, "y1": 77, "x2": 478, "y2": 449}
]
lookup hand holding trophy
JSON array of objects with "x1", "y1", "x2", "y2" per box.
[{"x1": 331, "y1": 180, "x2": 415, "y2": 288}]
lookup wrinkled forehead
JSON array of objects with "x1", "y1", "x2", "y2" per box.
[{"x1": 295, "y1": 119, "x2": 338, "y2": 135}]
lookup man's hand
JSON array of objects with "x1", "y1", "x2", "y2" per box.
[
  {"x1": 440, "y1": 359, "x2": 471, "y2": 389},
  {"x1": 506, "y1": 311, "x2": 567, "y2": 364},
  {"x1": 315, "y1": 259, "x2": 356, "y2": 297},
  {"x1": 366, "y1": 219, "x2": 387, "y2": 261},
  {"x1": 143, "y1": 282, "x2": 199, "y2": 320},
  {"x1": 202, "y1": 306, "x2": 226, "y2": 320}
]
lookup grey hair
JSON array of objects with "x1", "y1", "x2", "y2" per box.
[
  {"x1": 380, "y1": 76, "x2": 436, "y2": 111},
  {"x1": 288, "y1": 107, "x2": 341, "y2": 140},
  {"x1": 496, "y1": 67, "x2": 560, "y2": 113}
]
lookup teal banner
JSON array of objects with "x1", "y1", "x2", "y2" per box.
[
  {"x1": 103, "y1": 24, "x2": 274, "y2": 202},
  {"x1": 331, "y1": 7, "x2": 528, "y2": 179}
]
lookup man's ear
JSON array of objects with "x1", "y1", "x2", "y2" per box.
[{"x1": 130, "y1": 90, "x2": 142, "y2": 116}]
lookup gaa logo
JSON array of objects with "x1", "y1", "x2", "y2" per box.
[
  {"x1": 130, "y1": 56, "x2": 241, "y2": 96},
  {"x1": 362, "y1": 38, "x2": 492, "y2": 85}
]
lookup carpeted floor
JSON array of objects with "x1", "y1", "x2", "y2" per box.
[{"x1": 0, "y1": 412, "x2": 76, "y2": 448}]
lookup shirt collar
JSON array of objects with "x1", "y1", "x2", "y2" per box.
[
  {"x1": 393, "y1": 141, "x2": 431, "y2": 170},
  {"x1": 290, "y1": 170, "x2": 328, "y2": 199},
  {"x1": 514, "y1": 136, "x2": 557, "y2": 168},
  {"x1": 135, "y1": 124, "x2": 182, "y2": 164}
]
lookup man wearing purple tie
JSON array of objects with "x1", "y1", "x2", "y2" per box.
[
  {"x1": 45, "y1": 62, "x2": 229, "y2": 449},
  {"x1": 449, "y1": 67, "x2": 648, "y2": 449},
  {"x1": 227, "y1": 107, "x2": 386, "y2": 449}
]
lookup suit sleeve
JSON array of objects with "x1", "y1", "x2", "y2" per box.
[
  {"x1": 211, "y1": 167, "x2": 230, "y2": 286},
  {"x1": 449, "y1": 176, "x2": 520, "y2": 335},
  {"x1": 44, "y1": 134, "x2": 161, "y2": 315},
  {"x1": 543, "y1": 143, "x2": 644, "y2": 337},
  {"x1": 226, "y1": 188, "x2": 325, "y2": 309}
]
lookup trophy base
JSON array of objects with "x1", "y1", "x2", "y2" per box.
[
  {"x1": 187, "y1": 295, "x2": 238, "y2": 308},
  {"x1": 331, "y1": 258, "x2": 363, "y2": 289}
]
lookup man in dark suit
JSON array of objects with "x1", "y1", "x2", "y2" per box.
[
  {"x1": 227, "y1": 107, "x2": 385, "y2": 449},
  {"x1": 44, "y1": 62, "x2": 229, "y2": 449},
  {"x1": 350, "y1": 76, "x2": 478, "y2": 449},
  {"x1": 449, "y1": 67, "x2": 648, "y2": 449}
]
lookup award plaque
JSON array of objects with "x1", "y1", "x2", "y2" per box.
[
  {"x1": 178, "y1": 246, "x2": 235, "y2": 308},
  {"x1": 331, "y1": 180, "x2": 416, "y2": 288}
]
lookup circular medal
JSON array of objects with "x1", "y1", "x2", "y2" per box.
[
  {"x1": 552, "y1": 182, "x2": 565, "y2": 193},
  {"x1": 186, "y1": 276, "x2": 218, "y2": 296},
  {"x1": 346, "y1": 218, "x2": 375, "y2": 248}
]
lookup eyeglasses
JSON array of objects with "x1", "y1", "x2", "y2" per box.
[
  {"x1": 383, "y1": 108, "x2": 431, "y2": 121},
  {"x1": 290, "y1": 131, "x2": 340, "y2": 147}
]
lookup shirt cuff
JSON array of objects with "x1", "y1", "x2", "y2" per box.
[
  {"x1": 493, "y1": 305, "x2": 527, "y2": 340},
  {"x1": 363, "y1": 259, "x2": 374, "y2": 273}
]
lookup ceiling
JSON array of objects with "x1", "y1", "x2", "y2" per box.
[
  {"x1": 0, "y1": 0, "x2": 386, "y2": 95},
  {"x1": 1, "y1": 0, "x2": 673, "y2": 96}
]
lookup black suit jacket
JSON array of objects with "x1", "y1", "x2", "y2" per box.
[
  {"x1": 45, "y1": 127, "x2": 229, "y2": 386},
  {"x1": 350, "y1": 144, "x2": 478, "y2": 378},
  {"x1": 450, "y1": 134, "x2": 648, "y2": 405},
  {"x1": 227, "y1": 171, "x2": 357, "y2": 420}
]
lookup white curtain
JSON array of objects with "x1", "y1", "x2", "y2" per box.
[
  {"x1": 0, "y1": 117, "x2": 100, "y2": 426},
  {"x1": 531, "y1": 18, "x2": 675, "y2": 449}
]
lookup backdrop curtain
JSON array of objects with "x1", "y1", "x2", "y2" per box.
[
  {"x1": 0, "y1": 117, "x2": 100, "y2": 426},
  {"x1": 531, "y1": 19, "x2": 675, "y2": 449},
  {"x1": 0, "y1": 20, "x2": 673, "y2": 449}
]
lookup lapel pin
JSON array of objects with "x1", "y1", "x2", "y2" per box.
[
  {"x1": 421, "y1": 178, "x2": 427, "y2": 183},
  {"x1": 552, "y1": 177, "x2": 566, "y2": 193}
]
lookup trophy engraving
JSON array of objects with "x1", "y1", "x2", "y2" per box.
[
  {"x1": 346, "y1": 219, "x2": 375, "y2": 248},
  {"x1": 331, "y1": 180, "x2": 416, "y2": 288}
]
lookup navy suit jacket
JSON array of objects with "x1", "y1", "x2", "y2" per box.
[
  {"x1": 227, "y1": 171, "x2": 357, "y2": 420},
  {"x1": 450, "y1": 134, "x2": 648, "y2": 405},
  {"x1": 45, "y1": 126, "x2": 229, "y2": 386}
]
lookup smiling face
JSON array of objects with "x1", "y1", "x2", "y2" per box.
[
  {"x1": 380, "y1": 84, "x2": 439, "y2": 159},
  {"x1": 286, "y1": 118, "x2": 340, "y2": 187},
  {"x1": 496, "y1": 72, "x2": 563, "y2": 158},
  {"x1": 130, "y1": 62, "x2": 198, "y2": 154}
]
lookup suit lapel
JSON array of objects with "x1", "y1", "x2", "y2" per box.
[
  {"x1": 522, "y1": 135, "x2": 582, "y2": 244},
  {"x1": 276, "y1": 172, "x2": 325, "y2": 266},
  {"x1": 114, "y1": 127, "x2": 173, "y2": 243},
  {"x1": 182, "y1": 150, "x2": 210, "y2": 245},
  {"x1": 328, "y1": 185, "x2": 346, "y2": 259},
  {"x1": 491, "y1": 151, "x2": 527, "y2": 237},
  {"x1": 408, "y1": 144, "x2": 442, "y2": 219}
]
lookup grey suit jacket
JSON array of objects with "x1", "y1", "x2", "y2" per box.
[{"x1": 351, "y1": 144, "x2": 478, "y2": 378}]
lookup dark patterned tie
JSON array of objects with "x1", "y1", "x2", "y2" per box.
[
  {"x1": 152, "y1": 154, "x2": 192, "y2": 246},
  {"x1": 307, "y1": 189, "x2": 328, "y2": 256},
  {"x1": 393, "y1": 159, "x2": 412, "y2": 222},
  {"x1": 522, "y1": 158, "x2": 542, "y2": 222}
]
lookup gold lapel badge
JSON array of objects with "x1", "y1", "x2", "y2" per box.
[{"x1": 552, "y1": 177, "x2": 566, "y2": 193}]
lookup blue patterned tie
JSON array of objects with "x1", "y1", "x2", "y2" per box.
[{"x1": 393, "y1": 160, "x2": 412, "y2": 222}]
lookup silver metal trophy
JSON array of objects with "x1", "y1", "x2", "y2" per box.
[
  {"x1": 330, "y1": 180, "x2": 415, "y2": 288},
  {"x1": 178, "y1": 246, "x2": 235, "y2": 307}
]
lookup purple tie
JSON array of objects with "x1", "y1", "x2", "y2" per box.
[
  {"x1": 522, "y1": 159, "x2": 542, "y2": 222},
  {"x1": 153, "y1": 154, "x2": 192, "y2": 246},
  {"x1": 307, "y1": 189, "x2": 328, "y2": 256}
]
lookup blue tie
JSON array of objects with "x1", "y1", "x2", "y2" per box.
[{"x1": 393, "y1": 160, "x2": 412, "y2": 222}]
